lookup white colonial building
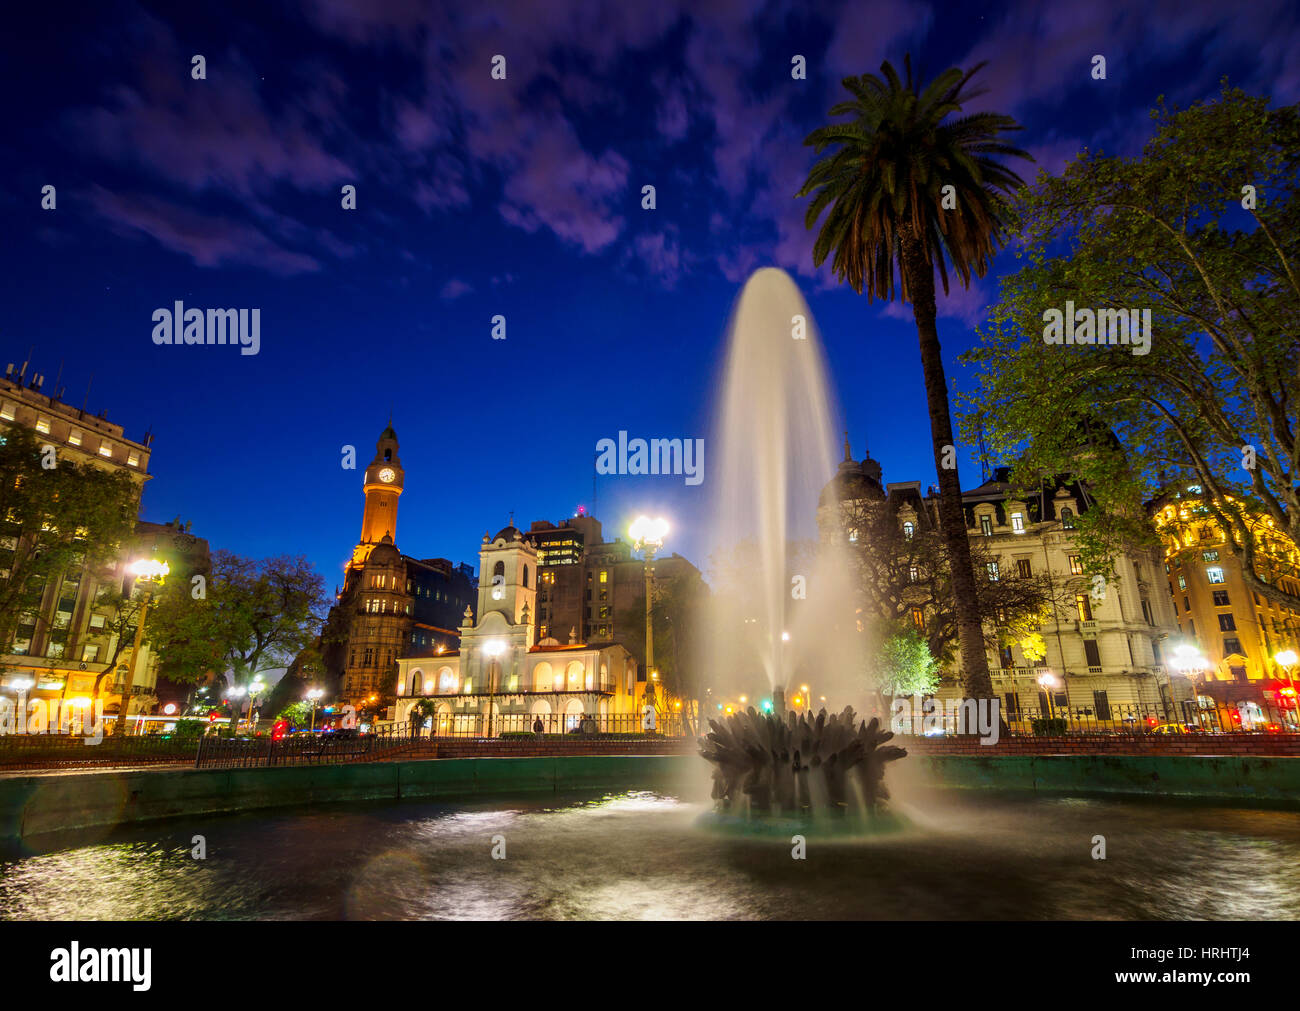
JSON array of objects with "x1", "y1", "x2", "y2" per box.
[{"x1": 393, "y1": 524, "x2": 644, "y2": 734}]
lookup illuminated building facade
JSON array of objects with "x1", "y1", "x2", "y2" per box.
[
  {"x1": 1153, "y1": 484, "x2": 1300, "y2": 728},
  {"x1": 325, "y1": 424, "x2": 476, "y2": 705},
  {"x1": 0, "y1": 366, "x2": 209, "y2": 722}
]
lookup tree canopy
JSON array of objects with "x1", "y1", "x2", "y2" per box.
[
  {"x1": 962, "y1": 86, "x2": 1300, "y2": 610},
  {"x1": 0, "y1": 426, "x2": 139, "y2": 650},
  {"x1": 146, "y1": 551, "x2": 328, "y2": 689}
]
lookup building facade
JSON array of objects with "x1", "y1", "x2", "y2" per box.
[
  {"x1": 820, "y1": 441, "x2": 1182, "y2": 724},
  {"x1": 1153, "y1": 484, "x2": 1300, "y2": 728},
  {"x1": 325, "y1": 424, "x2": 477, "y2": 705},
  {"x1": 530, "y1": 512, "x2": 698, "y2": 654},
  {"x1": 393, "y1": 524, "x2": 646, "y2": 734},
  {"x1": 0, "y1": 366, "x2": 208, "y2": 721}
]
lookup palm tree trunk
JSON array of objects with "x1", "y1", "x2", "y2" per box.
[{"x1": 899, "y1": 234, "x2": 996, "y2": 705}]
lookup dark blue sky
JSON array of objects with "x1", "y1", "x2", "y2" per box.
[{"x1": 2, "y1": 0, "x2": 1296, "y2": 588}]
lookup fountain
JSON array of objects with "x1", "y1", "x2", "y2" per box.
[
  {"x1": 699, "y1": 267, "x2": 907, "y2": 828},
  {"x1": 700, "y1": 706, "x2": 906, "y2": 818}
]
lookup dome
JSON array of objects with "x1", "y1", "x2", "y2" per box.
[
  {"x1": 367, "y1": 534, "x2": 400, "y2": 565},
  {"x1": 819, "y1": 454, "x2": 885, "y2": 507},
  {"x1": 493, "y1": 525, "x2": 521, "y2": 542}
]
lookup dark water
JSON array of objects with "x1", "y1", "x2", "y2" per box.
[{"x1": 2, "y1": 789, "x2": 1299, "y2": 920}]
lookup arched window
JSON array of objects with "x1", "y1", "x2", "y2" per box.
[
  {"x1": 408, "y1": 669, "x2": 424, "y2": 695},
  {"x1": 437, "y1": 667, "x2": 456, "y2": 693},
  {"x1": 522, "y1": 564, "x2": 530, "y2": 588},
  {"x1": 493, "y1": 561, "x2": 505, "y2": 579},
  {"x1": 903, "y1": 521, "x2": 914, "y2": 540},
  {"x1": 1060, "y1": 507, "x2": 1075, "y2": 529}
]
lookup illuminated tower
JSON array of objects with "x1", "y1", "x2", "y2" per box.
[{"x1": 351, "y1": 423, "x2": 404, "y2": 569}]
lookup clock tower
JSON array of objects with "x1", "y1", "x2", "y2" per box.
[{"x1": 351, "y1": 423, "x2": 404, "y2": 569}]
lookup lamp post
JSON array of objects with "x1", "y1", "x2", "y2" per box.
[
  {"x1": 1172, "y1": 643, "x2": 1210, "y2": 729},
  {"x1": 630, "y1": 516, "x2": 668, "y2": 714},
  {"x1": 1275, "y1": 649, "x2": 1299, "y2": 731},
  {"x1": 117, "y1": 559, "x2": 169, "y2": 736},
  {"x1": 482, "y1": 640, "x2": 506, "y2": 738},
  {"x1": 1037, "y1": 670, "x2": 1058, "y2": 722},
  {"x1": 246, "y1": 679, "x2": 265, "y2": 733},
  {"x1": 307, "y1": 688, "x2": 325, "y2": 732}
]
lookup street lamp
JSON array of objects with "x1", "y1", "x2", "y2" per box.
[
  {"x1": 117, "y1": 558, "x2": 169, "y2": 736},
  {"x1": 482, "y1": 639, "x2": 507, "y2": 737},
  {"x1": 1037, "y1": 670, "x2": 1058, "y2": 721},
  {"x1": 1172, "y1": 643, "x2": 1210, "y2": 728},
  {"x1": 306, "y1": 688, "x2": 325, "y2": 732},
  {"x1": 1275, "y1": 650, "x2": 1299, "y2": 730},
  {"x1": 630, "y1": 515, "x2": 669, "y2": 713}
]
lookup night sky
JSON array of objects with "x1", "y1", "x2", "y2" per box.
[{"x1": 2, "y1": 0, "x2": 1296, "y2": 588}]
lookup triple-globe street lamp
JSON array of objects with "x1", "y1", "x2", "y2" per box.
[{"x1": 630, "y1": 516, "x2": 669, "y2": 718}]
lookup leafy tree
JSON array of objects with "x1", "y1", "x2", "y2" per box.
[
  {"x1": 831, "y1": 492, "x2": 1065, "y2": 667},
  {"x1": 614, "y1": 568, "x2": 709, "y2": 726},
  {"x1": 870, "y1": 623, "x2": 941, "y2": 697},
  {"x1": 0, "y1": 426, "x2": 139, "y2": 650},
  {"x1": 799, "y1": 56, "x2": 1032, "y2": 701},
  {"x1": 146, "y1": 552, "x2": 328, "y2": 705},
  {"x1": 276, "y1": 700, "x2": 312, "y2": 727},
  {"x1": 962, "y1": 86, "x2": 1300, "y2": 611},
  {"x1": 84, "y1": 586, "x2": 147, "y2": 698}
]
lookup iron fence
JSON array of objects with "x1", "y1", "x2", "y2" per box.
[
  {"x1": 0, "y1": 731, "x2": 197, "y2": 770},
  {"x1": 398, "y1": 709, "x2": 692, "y2": 739},
  {"x1": 889, "y1": 698, "x2": 1300, "y2": 736}
]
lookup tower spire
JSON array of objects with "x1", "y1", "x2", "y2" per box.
[{"x1": 843, "y1": 430, "x2": 851, "y2": 462}]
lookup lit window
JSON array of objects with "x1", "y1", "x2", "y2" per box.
[
  {"x1": 902, "y1": 521, "x2": 914, "y2": 540},
  {"x1": 987, "y1": 561, "x2": 1000, "y2": 581},
  {"x1": 1178, "y1": 575, "x2": 1187, "y2": 590},
  {"x1": 1060, "y1": 508, "x2": 1075, "y2": 529},
  {"x1": 1068, "y1": 555, "x2": 1084, "y2": 575},
  {"x1": 89, "y1": 614, "x2": 106, "y2": 629},
  {"x1": 911, "y1": 608, "x2": 925, "y2": 632},
  {"x1": 0, "y1": 403, "x2": 13, "y2": 421},
  {"x1": 127, "y1": 452, "x2": 139, "y2": 467},
  {"x1": 980, "y1": 515, "x2": 993, "y2": 537},
  {"x1": 35, "y1": 418, "x2": 50, "y2": 434},
  {"x1": 909, "y1": 565, "x2": 919, "y2": 583},
  {"x1": 83, "y1": 644, "x2": 100, "y2": 662},
  {"x1": 1206, "y1": 567, "x2": 1225, "y2": 584},
  {"x1": 1011, "y1": 513, "x2": 1025, "y2": 533},
  {"x1": 98, "y1": 442, "x2": 113, "y2": 458},
  {"x1": 68, "y1": 429, "x2": 82, "y2": 446},
  {"x1": 1202, "y1": 550, "x2": 1219, "y2": 562}
]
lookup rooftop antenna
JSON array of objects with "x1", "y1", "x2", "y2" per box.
[
  {"x1": 52, "y1": 359, "x2": 64, "y2": 397},
  {"x1": 82, "y1": 373, "x2": 94, "y2": 413},
  {"x1": 592, "y1": 449, "x2": 598, "y2": 519}
]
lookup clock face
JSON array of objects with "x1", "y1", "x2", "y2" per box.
[{"x1": 378, "y1": 467, "x2": 396, "y2": 484}]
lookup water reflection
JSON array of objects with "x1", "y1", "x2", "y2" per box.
[{"x1": 2, "y1": 791, "x2": 1299, "y2": 921}]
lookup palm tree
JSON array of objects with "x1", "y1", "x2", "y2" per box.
[
  {"x1": 798, "y1": 56, "x2": 1031, "y2": 703},
  {"x1": 409, "y1": 697, "x2": 439, "y2": 739}
]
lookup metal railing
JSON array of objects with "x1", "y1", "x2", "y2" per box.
[
  {"x1": 0, "y1": 731, "x2": 198, "y2": 770},
  {"x1": 891, "y1": 699, "x2": 1300, "y2": 736},
  {"x1": 400, "y1": 710, "x2": 692, "y2": 739}
]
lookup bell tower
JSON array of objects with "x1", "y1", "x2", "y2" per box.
[{"x1": 351, "y1": 423, "x2": 404, "y2": 569}]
